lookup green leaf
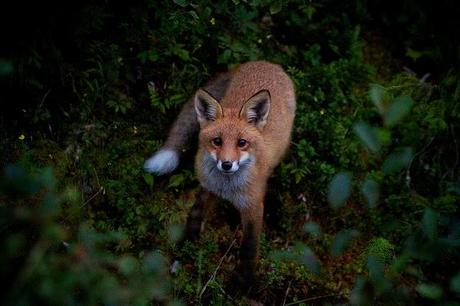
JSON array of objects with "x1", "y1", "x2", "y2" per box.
[
  {"x1": 188, "y1": 10, "x2": 199, "y2": 20},
  {"x1": 406, "y1": 48, "x2": 423, "y2": 61},
  {"x1": 143, "y1": 173, "x2": 154, "y2": 188},
  {"x1": 447, "y1": 182, "x2": 460, "y2": 195},
  {"x1": 41, "y1": 193, "x2": 60, "y2": 216},
  {"x1": 330, "y1": 229, "x2": 359, "y2": 256},
  {"x1": 376, "y1": 127, "x2": 391, "y2": 146},
  {"x1": 0, "y1": 58, "x2": 13, "y2": 76},
  {"x1": 416, "y1": 283, "x2": 443, "y2": 300},
  {"x1": 361, "y1": 178, "x2": 379, "y2": 208},
  {"x1": 303, "y1": 222, "x2": 321, "y2": 238},
  {"x1": 271, "y1": 243, "x2": 321, "y2": 274},
  {"x1": 367, "y1": 255, "x2": 391, "y2": 293},
  {"x1": 367, "y1": 255, "x2": 384, "y2": 284},
  {"x1": 171, "y1": 47, "x2": 190, "y2": 61},
  {"x1": 389, "y1": 252, "x2": 411, "y2": 274},
  {"x1": 298, "y1": 245, "x2": 321, "y2": 274},
  {"x1": 354, "y1": 122, "x2": 381, "y2": 152},
  {"x1": 382, "y1": 147, "x2": 413, "y2": 174},
  {"x1": 350, "y1": 276, "x2": 371, "y2": 306},
  {"x1": 422, "y1": 209, "x2": 439, "y2": 241},
  {"x1": 327, "y1": 172, "x2": 352, "y2": 209},
  {"x1": 270, "y1": 1, "x2": 283, "y2": 14},
  {"x1": 217, "y1": 49, "x2": 232, "y2": 64},
  {"x1": 270, "y1": 249, "x2": 296, "y2": 262},
  {"x1": 384, "y1": 95, "x2": 413, "y2": 127},
  {"x1": 119, "y1": 256, "x2": 138, "y2": 275},
  {"x1": 168, "y1": 174, "x2": 185, "y2": 188},
  {"x1": 369, "y1": 84, "x2": 387, "y2": 115},
  {"x1": 173, "y1": 0, "x2": 188, "y2": 7},
  {"x1": 38, "y1": 167, "x2": 57, "y2": 190},
  {"x1": 144, "y1": 252, "x2": 167, "y2": 274},
  {"x1": 450, "y1": 273, "x2": 460, "y2": 293},
  {"x1": 168, "y1": 224, "x2": 183, "y2": 243}
]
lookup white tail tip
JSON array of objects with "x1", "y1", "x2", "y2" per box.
[{"x1": 144, "y1": 149, "x2": 179, "y2": 175}]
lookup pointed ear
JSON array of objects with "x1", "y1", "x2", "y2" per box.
[
  {"x1": 194, "y1": 89, "x2": 223, "y2": 124},
  {"x1": 239, "y1": 90, "x2": 271, "y2": 129}
]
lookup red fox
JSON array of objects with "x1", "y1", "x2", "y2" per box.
[{"x1": 145, "y1": 61, "x2": 296, "y2": 281}]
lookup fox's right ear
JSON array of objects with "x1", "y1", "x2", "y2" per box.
[{"x1": 194, "y1": 89, "x2": 223, "y2": 124}]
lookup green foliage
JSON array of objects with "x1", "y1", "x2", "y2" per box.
[
  {"x1": 364, "y1": 238, "x2": 395, "y2": 266},
  {"x1": 271, "y1": 242, "x2": 321, "y2": 275},
  {"x1": 330, "y1": 229, "x2": 360, "y2": 257},
  {"x1": 1, "y1": 0, "x2": 459, "y2": 305},
  {"x1": 327, "y1": 172, "x2": 353, "y2": 209},
  {"x1": 327, "y1": 79, "x2": 460, "y2": 304},
  {"x1": 0, "y1": 165, "x2": 172, "y2": 305},
  {"x1": 361, "y1": 178, "x2": 380, "y2": 208}
]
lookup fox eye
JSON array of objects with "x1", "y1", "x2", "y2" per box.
[
  {"x1": 237, "y1": 139, "x2": 247, "y2": 148},
  {"x1": 212, "y1": 137, "x2": 222, "y2": 146}
]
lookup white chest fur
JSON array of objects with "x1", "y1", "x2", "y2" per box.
[{"x1": 199, "y1": 153, "x2": 254, "y2": 209}]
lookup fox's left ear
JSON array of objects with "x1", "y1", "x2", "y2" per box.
[
  {"x1": 194, "y1": 88, "x2": 223, "y2": 125},
  {"x1": 239, "y1": 90, "x2": 271, "y2": 130}
]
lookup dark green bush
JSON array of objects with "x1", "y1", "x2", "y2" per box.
[{"x1": 1, "y1": 0, "x2": 459, "y2": 305}]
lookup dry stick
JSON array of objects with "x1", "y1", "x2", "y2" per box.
[
  {"x1": 284, "y1": 293, "x2": 346, "y2": 306},
  {"x1": 81, "y1": 168, "x2": 105, "y2": 208},
  {"x1": 81, "y1": 186, "x2": 104, "y2": 207},
  {"x1": 214, "y1": 280, "x2": 234, "y2": 301},
  {"x1": 282, "y1": 280, "x2": 292, "y2": 306},
  {"x1": 199, "y1": 235, "x2": 238, "y2": 299}
]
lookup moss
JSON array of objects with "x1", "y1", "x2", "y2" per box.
[{"x1": 363, "y1": 237, "x2": 395, "y2": 266}]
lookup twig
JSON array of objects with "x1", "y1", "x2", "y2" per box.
[
  {"x1": 419, "y1": 73, "x2": 431, "y2": 83},
  {"x1": 214, "y1": 280, "x2": 234, "y2": 301},
  {"x1": 82, "y1": 168, "x2": 104, "y2": 207},
  {"x1": 284, "y1": 292, "x2": 346, "y2": 306},
  {"x1": 199, "y1": 234, "x2": 238, "y2": 299},
  {"x1": 39, "y1": 89, "x2": 51, "y2": 108},
  {"x1": 81, "y1": 186, "x2": 104, "y2": 207},
  {"x1": 93, "y1": 166, "x2": 101, "y2": 188},
  {"x1": 282, "y1": 280, "x2": 292, "y2": 306}
]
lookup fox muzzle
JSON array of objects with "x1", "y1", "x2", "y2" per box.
[{"x1": 217, "y1": 160, "x2": 239, "y2": 174}]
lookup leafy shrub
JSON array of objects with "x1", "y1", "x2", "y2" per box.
[
  {"x1": 1, "y1": 0, "x2": 459, "y2": 305},
  {"x1": 0, "y1": 165, "x2": 173, "y2": 305}
]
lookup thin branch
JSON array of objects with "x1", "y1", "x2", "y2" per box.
[
  {"x1": 39, "y1": 89, "x2": 52, "y2": 108},
  {"x1": 199, "y1": 232, "x2": 238, "y2": 299},
  {"x1": 282, "y1": 280, "x2": 292, "y2": 306},
  {"x1": 214, "y1": 280, "x2": 234, "y2": 301},
  {"x1": 81, "y1": 186, "x2": 104, "y2": 207},
  {"x1": 92, "y1": 166, "x2": 102, "y2": 189}
]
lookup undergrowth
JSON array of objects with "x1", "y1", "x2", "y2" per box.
[{"x1": 1, "y1": 0, "x2": 459, "y2": 305}]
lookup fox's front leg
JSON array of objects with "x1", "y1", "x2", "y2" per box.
[
  {"x1": 182, "y1": 188, "x2": 215, "y2": 242},
  {"x1": 238, "y1": 200, "x2": 264, "y2": 282}
]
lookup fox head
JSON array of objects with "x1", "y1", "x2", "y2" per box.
[{"x1": 194, "y1": 88, "x2": 270, "y2": 175}]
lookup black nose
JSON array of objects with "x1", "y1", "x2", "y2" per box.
[{"x1": 221, "y1": 161, "x2": 232, "y2": 171}]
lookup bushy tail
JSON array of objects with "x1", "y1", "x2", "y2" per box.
[
  {"x1": 144, "y1": 97, "x2": 198, "y2": 175},
  {"x1": 144, "y1": 72, "x2": 230, "y2": 175}
]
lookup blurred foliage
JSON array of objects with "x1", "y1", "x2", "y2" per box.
[
  {"x1": 1, "y1": 0, "x2": 459, "y2": 305},
  {"x1": 0, "y1": 165, "x2": 172, "y2": 305}
]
